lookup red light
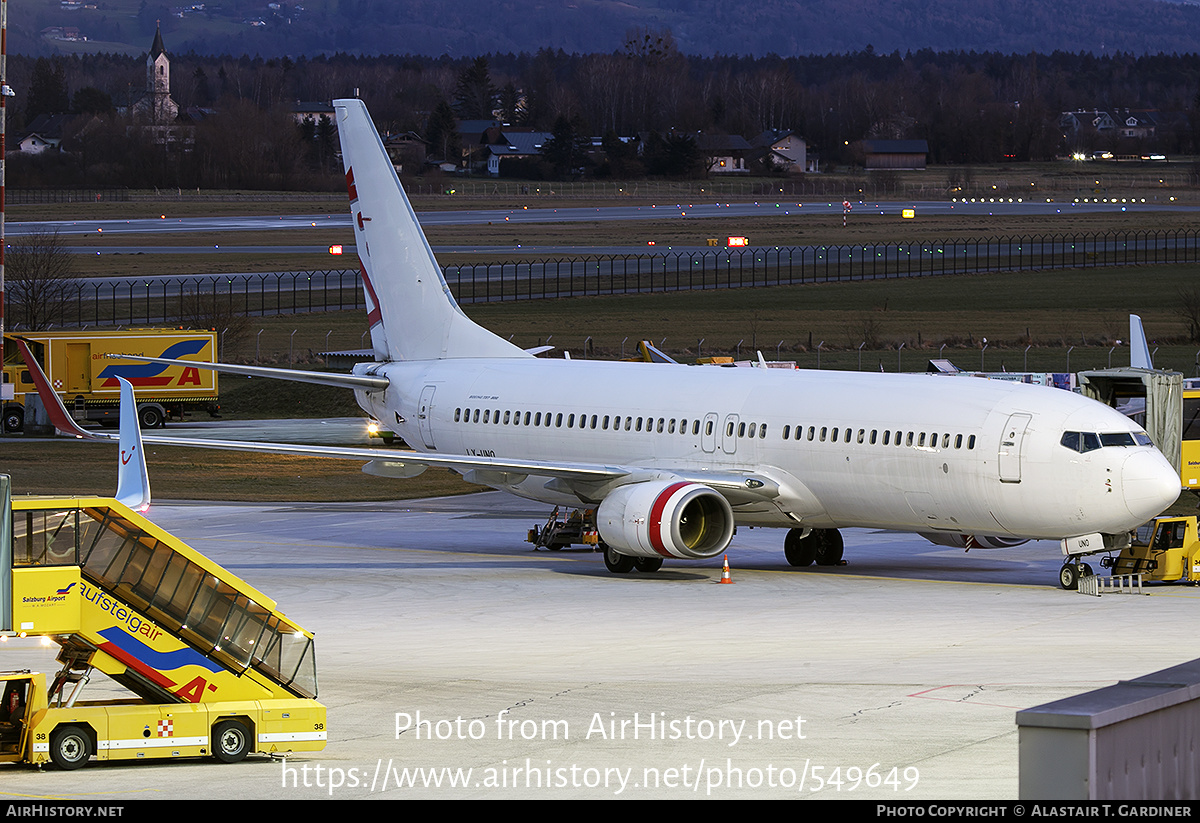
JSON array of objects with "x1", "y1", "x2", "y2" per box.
[{"x1": 329, "y1": 245, "x2": 343, "y2": 255}]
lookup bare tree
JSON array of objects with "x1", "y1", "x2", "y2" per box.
[
  {"x1": 177, "y1": 290, "x2": 249, "y2": 358},
  {"x1": 6, "y1": 228, "x2": 80, "y2": 330},
  {"x1": 1177, "y1": 287, "x2": 1200, "y2": 343}
]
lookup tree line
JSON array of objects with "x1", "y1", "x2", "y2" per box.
[{"x1": 9, "y1": 38, "x2": 1200, "y2": 190}]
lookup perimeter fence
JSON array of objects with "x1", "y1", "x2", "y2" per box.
[{"x1": 23, "y1": 227, "x2": 1200, "y2": 328}]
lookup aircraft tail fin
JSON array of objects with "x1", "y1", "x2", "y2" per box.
[
  {"x1": 333, "y1": 98, "x2": 528, "y2": 362},
  {"x1": 1130, "y1": 314, "x2": 1154, "y2": 369}
]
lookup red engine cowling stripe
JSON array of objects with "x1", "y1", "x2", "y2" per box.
[{"x1": 648, "y1": 481, "x2": 691, "y2": 557}]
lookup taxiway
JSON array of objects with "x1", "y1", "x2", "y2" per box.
[{"x1": 2, "y1": 489, "x2": 1197, "y2": 799}]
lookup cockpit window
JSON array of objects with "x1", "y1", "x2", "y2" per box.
[
  {"x1": 1100, "y1": 432, "x2": 1136, "y2": 447},
  {"x1": 1061, "y1": 430, "x2": 1147, "y2": 453}
]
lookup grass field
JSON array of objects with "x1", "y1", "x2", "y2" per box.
[{"x1": 227, "y1": 263, "x2": 1200, "y2": 377}]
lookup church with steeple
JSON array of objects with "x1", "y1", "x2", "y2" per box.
[{"x1": 128, "y1": 24, "x2": 178, "y2": 123}]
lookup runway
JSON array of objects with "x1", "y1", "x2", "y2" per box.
[
  {"x1": 11, "y1": 196, "x2": 1196, "y2": 239},
  {"x1": 3, "y1": 490, "x2": 1197, "y2": 799}
]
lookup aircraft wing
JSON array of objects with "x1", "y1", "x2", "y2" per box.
[
  {"x1": 19, "y1": 339, "x2": 782, "y2": 503},
  {"x1": 115, "y1": 355, "x2": 390, "y2": 392}
]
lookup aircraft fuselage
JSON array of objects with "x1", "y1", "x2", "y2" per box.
[{"x1": 354, "y1": 357, "x2": 1176, "y2": 541}]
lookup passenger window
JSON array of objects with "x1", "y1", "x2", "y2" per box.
[
  {"x1": 760, "y1": 424, "x2": 767, "y2": 439},
  {"x1": 967, "y1": 435, "x2": 976, "y2": 449},
  {"x1": 740, "y1": 423, "x2": 748, "y2": 438},
  {"x1": 820, "y1": 427, "x2": 827, "y2": 442},
  {"x1": 955, "y1": 434, "x2": 962, "y2": 449},
  {"x1": 918, "y1": 433, "x2": 926, "y2": 447},
  {"x1": 883, "y1": 430, "x2": 891, "y2": 445},
  {"x1": 870, "y1": 430, "x2": 877, "y2": 445},
  {"x1": 455, "y1": 408, "x2": 461, "y2": 422},
  {"x1": 669, "y1": 419, "x2": 677, "y2": 434},
  {"x1": 473, "y1": 410, "x2": 480, "y2": 423},
  {"x1": 857, "y1": 429, "x2": 865, "y2": 444}
]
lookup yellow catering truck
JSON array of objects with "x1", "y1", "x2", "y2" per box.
[
  {"x1": 2, "y1": 329, "x2": 219, "y2": 432},
  {"x1": 0, "y1": 482, "x2": 326, "y2": 769}
]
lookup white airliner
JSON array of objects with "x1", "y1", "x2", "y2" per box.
[{"x1": 28, "y1": 98, "x2": 1180, "y2": 583}]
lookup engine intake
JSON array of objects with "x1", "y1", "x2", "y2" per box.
[{"x1": 598, "y1": 480, "x2": 734, "y2": 559}]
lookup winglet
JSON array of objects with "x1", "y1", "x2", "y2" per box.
[
  {"x1": 16, "y1": 338, "x2": 151, "y2": 509},
  {"x1": 14, "y1": 338, "x2": 98, "y2": 439},
  {"x1": 1130, "y1": 314, "x2": 1153, "y2": 370},
  {"x1": 115, "y1": 377, "x2": 151, "y2": 511}
]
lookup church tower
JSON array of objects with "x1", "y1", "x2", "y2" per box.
[{"x1": 145, "y1": 23, "x2": 176, "y2": 123}]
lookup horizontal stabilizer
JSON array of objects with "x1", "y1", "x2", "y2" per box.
[{"x1": 118, "y1": 355, "x2": 390, "y2": 391}]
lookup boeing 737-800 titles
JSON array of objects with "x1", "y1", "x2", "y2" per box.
[{"x1": 29, "y1": 98, "x2": 1180, "y2": 584}]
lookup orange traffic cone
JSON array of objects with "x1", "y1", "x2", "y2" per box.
[{"x1": 719, "y1": 554, "x2": 734, "y2": 584}]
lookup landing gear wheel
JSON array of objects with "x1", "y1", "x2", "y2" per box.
[
  {"x1": 784, "y1": 528, "x2": 816, "y2": 566},
  {"x1": 814, "y1": 529, "x2": 845, "y2": 566},
  {"x1": 50, "y1": 725, "x2": 91, "y2": 770},
  {"x1": 603, "y1": 545, "x2": 635, "y2": 574},
  {"x1": 633, "y1": 557, "x2": 663, "y2": 573},
  {"x1": 1059, "y1": 563, "x2": 1080, "y2": 590},
  {"x1": 212, "y1": 719, "x2": 251, "y2": 763}
]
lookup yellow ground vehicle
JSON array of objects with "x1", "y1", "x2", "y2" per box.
[
  {"x1": 2, "y1": 329, "x2": 218, "y2": 432},
  {"x1": 1101, "y1": 515, "x2": 1200, "y2": 583},
  {"x1": 1, "y1": 484, "x2": 326, "y2": 769}
]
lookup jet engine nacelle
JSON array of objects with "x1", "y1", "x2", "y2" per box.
[
  {"x1": 597, "y1": 480, "x2": 735, "y2": 559},
  {"x1": 919, "y1": 532, "x2": 1029, "y2": 550}
]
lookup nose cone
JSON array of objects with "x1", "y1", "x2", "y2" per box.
[{"x1": 1122, "y1": 450, "x2": 1180, "y2": 522}]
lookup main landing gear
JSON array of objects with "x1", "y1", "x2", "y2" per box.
[
  {"x1": 602, "y1": 545, "x2": 663, "y2": 574},
  {"x1": 784, "y1": 528, "x2": 845, "y2": 567}
]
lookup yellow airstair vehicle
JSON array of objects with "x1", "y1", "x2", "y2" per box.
[
  {"x1": 1, "y1": 479, "x2": 326, "y2": 769},
  {"x1": 1, "y1": 368, "x2": 326, "y2": 769}
]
